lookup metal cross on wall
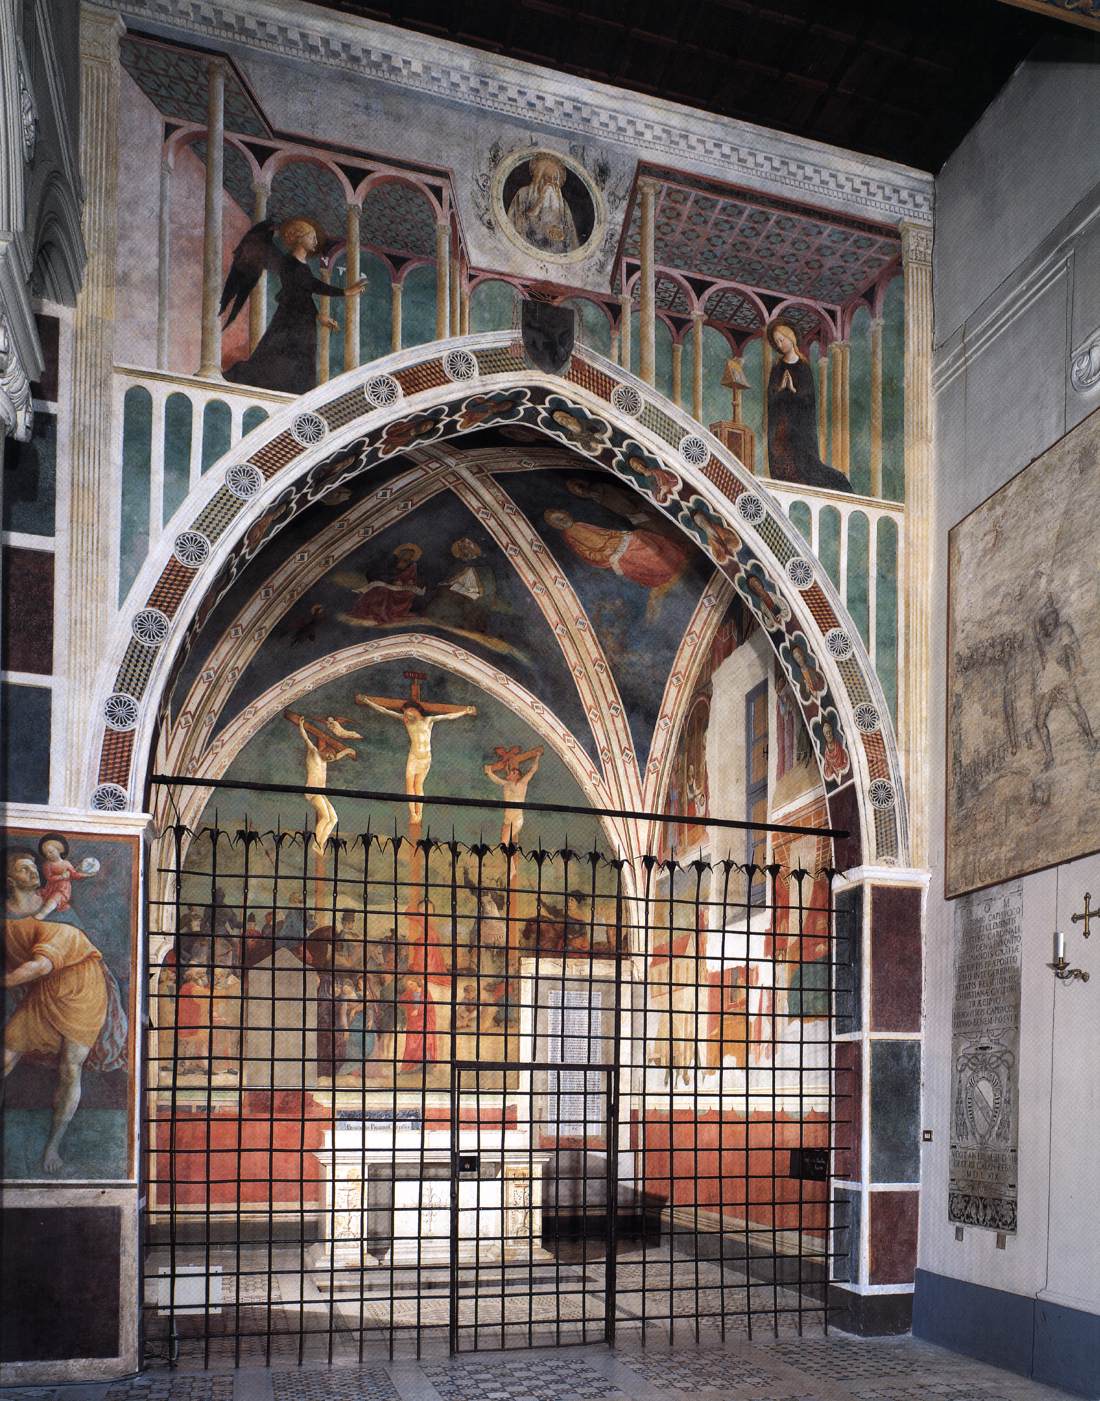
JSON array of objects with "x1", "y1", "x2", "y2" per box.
[{"x1": 1071, "y1": 891, "x2": 1096, "y2": 939}]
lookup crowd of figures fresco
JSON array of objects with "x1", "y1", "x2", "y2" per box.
[{"x1": 147, "y1": 818, "x2": 837, "y2": 1116}]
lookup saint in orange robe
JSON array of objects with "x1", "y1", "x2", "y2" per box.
[{"x1": 3, "y1": 916, "x2": 108, "y2": 1055}]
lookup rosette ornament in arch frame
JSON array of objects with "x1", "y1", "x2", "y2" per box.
[{"x1": 492, "y1": 147, "x2": 606, "y2": 266}]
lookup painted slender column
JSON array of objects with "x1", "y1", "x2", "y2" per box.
[
  {"x1": 460, "y1": 287, "x2": 470, "y2": 336},
  {"x1": 435, "y1": 223, "x2": 450, "y2": 340},
  {"x1": 196, "y1": 59, "x2": 226, "y2": 379},
  {"x1": 343, "y1": 204, "x2": 361, "y2": 373},
  {"x1": 316, "y1": 265, "x2": 331, "y2": 384},
  {"x1": 691, "y1": 312, "x2": 704, "y2": 423},
  {"x1": 817, "y1": 348, "x2": 829, "y2": 460},
  {"x1": 637, "y1": 178, "x2": 657, "y2": 386},
  {"x1": 66, "y1": 4, "x2": 124, "y2": 806},
  {"x1": 671, "y1": 340, "x2": 683, "y2": 408},
  {"x1": 619, "y1": 293, "x2": 632, "y2": 372},
  {"x1": 391, "y1": 278, "x2": 403, "y2": 351},
  {"x1": 900, "y1": 221, "x2": 934, "y2": 867},
  {"x1": 839, "y1": 339, "x2": 851, "y2": 475},
  {"x1": 761, "y1": 336, "x2": 773, "y2": 474},
  {"x1": 249, "y1": 180, "x2": 269, "y2": 352},
  {"x1": 869, "y1": 317, "x2": 884, "y2": 497},
  {"x1": 830, "y1": 340, "x2": 846, "y2": 473},
  {"x1": 155, "y1": 151, "x2": 173, "y2": 369},
  {"x1": 450, "y1": 251, "x2": 461, "y2": 339}
]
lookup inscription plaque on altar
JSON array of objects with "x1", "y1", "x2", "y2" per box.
[{"x1": 948, "y1": 880, "x2": 1022, "y2": 1232}]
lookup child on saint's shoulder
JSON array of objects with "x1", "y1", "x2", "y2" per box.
[{"x1": 33, "y1": 833, "x2": 98, "y2": 920}]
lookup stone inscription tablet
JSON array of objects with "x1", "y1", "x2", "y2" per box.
[{"x1": 948, "y1": 880, "x2": 1022, "y2": 1232}]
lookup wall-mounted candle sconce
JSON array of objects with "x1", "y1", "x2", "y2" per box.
[{"x1": 1051, "y1": 928, "x2": 1090, "y2": 983}]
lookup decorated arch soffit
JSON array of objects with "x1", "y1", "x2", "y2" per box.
[
  {"x1": 92, "y1": 333, "x2": 906, "y2": 869},
  {"x1": 159, "y1": 444, "x2": 732, "y2": 863},
  {"x1": 160, "y1": 445, "x2": 645, "y2": 813}
]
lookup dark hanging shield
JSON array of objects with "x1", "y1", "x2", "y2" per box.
[{"x1": 522, "y1": 300, "x2": 575, "y2": 374}]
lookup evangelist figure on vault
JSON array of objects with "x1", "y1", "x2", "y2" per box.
[{"x1": 3, "y1": 848, "x2": 127, "y2": 1173}]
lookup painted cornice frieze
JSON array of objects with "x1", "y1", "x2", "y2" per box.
[{"x1": 100, "y1": 0, "x2": 933, "y2": 225}]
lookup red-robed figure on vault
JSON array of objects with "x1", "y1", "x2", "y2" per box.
[{"x1": 543, "y1": 508, "x2": 688, "y2": 621}]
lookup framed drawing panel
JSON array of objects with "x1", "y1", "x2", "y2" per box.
[{"x1": 946, "y1": 405, "x2": 1100, "y2": 897}]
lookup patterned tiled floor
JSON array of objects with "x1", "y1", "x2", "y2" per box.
[
  {"x1": 104, "y1": 1381, "x2": 235, "y2": 1401},
  {"x1": 271, "y1": 1367, "x2": 400, "y2": 1401},
  {"x1": 422, "y1": 1355, "x2": 620, "y2": 1401},
  {"x1": 0, "y1": 1336, "x2": 1086, "y2": 1401}
]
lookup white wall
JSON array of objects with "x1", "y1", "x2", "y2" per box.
[
  {"x1": 706, "y1": 627, "x2": 770, "y2": 865},
  {"x1": 923, "y1": 32, "x2": 1100, "y2": 1316}
]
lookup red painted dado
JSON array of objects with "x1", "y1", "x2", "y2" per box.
[
  {"x1": 869, "y1": 1188, "x2": 919, "y2": 1284},
  {"x1": 632, "y1": 1109, "x2": 830, "y2": 1231},
  {"x1": 149, "y1": 1096, "x2": 517, "y2": 1208},
  {"x1": 151, "y1": 1095, "x2": 328, "y2": 1207}
]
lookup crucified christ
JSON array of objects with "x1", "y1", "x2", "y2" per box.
[{"x1": 356, "y1": 673, "x2": 476, "y2": 828}]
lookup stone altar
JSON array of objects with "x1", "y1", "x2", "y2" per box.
[{"x1": 315, "y1": 1121, "x2": 548, "y2": 1277}]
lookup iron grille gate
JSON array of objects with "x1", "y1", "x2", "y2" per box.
[{"x1": 142, "y1": 780, "x2": 852, "y2": 1368}]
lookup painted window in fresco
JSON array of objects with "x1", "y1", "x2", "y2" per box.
[
  {"x1": 741, "y1": 336, "x2": 766, "y2": 458},
  {"x1": 358, "y1": 252, "x2": 394, "y2": 367},
  {"x1": 876, "y1": 515, "x2": 899, "y2": 721},
  {"x1": 846, "y1": 510, "x2": 870, "y2": 646},
  {"x1": 470, "y1": 278, "x2": 517, "y2": 334},
  {"x1": 808, "y1": 341, "x2": 829, "y2": 468},
  {"x1": 2, "y1": 411, "x2": 56, "y2": 536},
  {"x1": 882, "y1": 275, "x2": 905, "y2": 502},
  {"x1": 119, "y1": 384, "x2": 152, "y2": 602},
  {"x1": 745, "y1": 679, "x2": 769, "y2": 884},
  {"x1": 1, "y1": 683, "x2": 51, "y2": 805},
  {"x1": 162, "y1": 391, "x2": 192, "y2": 524},
  {"x1": 848, "y1": 304, "x2": 873, "y2": 497},
  {"x1": 818, "y1": 505, "x2": 841, "y2": 589},
  {"x1": 564, "y1": 297, "x2": 612, "y2": 359},
  {"x1": 400, "y1": 263, "x2": 437, "y2": 349},
  {"x1": 241, "y1": 404, "x2": 268, "y2": 437},
  {"x1": 788, "y1": 499, "x2": 813, "y2": 547},
  {"x1": 200, "y1": 398, "x2": 231, "y2": 473},
  {"x1": 2, "y1": 546, "x2": 53, "y2": 675},
  {"x1": 628, "y1": 310, "x2": 675, "y2": 402}
]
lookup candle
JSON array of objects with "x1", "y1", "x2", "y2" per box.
[{"x1": 1054, "y1": 930, "x2": 1066, "y2": 963}]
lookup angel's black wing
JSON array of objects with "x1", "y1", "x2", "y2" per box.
[{"x1": 219, "y1": 220, "x2": 278, "y2": 328}]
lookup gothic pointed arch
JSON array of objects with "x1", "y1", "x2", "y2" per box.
[{"x1": 90, "y1": 333, "x2": 905, "y2": 869}]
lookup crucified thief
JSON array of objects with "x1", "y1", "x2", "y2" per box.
[
  {"x1": 359, "y1": 697, "x2": 476, "y2": 825},
  {"x1": 287, "y1": 712, "x2": 356, "y2": 850},
  {"x1": 483, "y1": 747, "x2": 543, "y2": 844}
]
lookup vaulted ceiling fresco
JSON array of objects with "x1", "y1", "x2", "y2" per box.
[{"x1": 163, "y1": 440, "x2": 733, "y2": 849}]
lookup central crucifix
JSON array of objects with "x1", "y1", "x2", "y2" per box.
[{"x1": 356, "y1": 670, "x2": 477, "y2": 836}]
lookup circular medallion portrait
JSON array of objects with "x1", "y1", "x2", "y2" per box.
[{"x1": 494, "y1": 150, "x2": 601, "y2": 263}]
